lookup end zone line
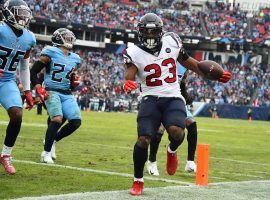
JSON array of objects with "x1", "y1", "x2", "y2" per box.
[
  {"x1": 13, "y1": 159, "x2": 193, "y2": 186},
  {"x1": 211, "y1": 157, "x2": 270, "y2": 167}
]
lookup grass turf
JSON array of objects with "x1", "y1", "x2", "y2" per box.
[{"x1": 0, "y1": 109, "x2": 269, "y2": 199}]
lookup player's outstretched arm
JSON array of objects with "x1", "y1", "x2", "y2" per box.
[
  {"x1": 30, "y1": 56, "x2": 50, "y2": 100},
  {"x1": 177, "y1": 48, "x2": 231, "y2": 83}
]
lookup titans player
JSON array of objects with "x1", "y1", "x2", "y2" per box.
[
  {"x1": 0, "y1": 0, "x2": 35, "y2": 174},
  {"x1": 30, "y1": 28, "x2": 81, "y2": 164},
  {"x1": 146, "y1": 62, "x2": 198, "y2": 176}
]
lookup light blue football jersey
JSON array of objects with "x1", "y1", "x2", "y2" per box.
[
  {"x1": 41, "y1": 46, "x2": 81, "y2": 90},
  {"x1": 0, "y1": 22, "x2": 36, "y2": 81},
  {"x1": 177, "y1": 62, "x2": 187, "y2": 82}
]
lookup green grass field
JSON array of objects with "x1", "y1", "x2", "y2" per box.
[{"x1": 0, "y1": 108, "x2": 269, "y2": 199}]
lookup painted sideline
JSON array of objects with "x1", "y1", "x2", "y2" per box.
[{"x1": 14, "y1": 180, "x2": 270, "y2": 200}]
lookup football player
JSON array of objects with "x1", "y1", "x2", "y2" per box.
[
  {"x1": 30, "y1": 28, "x2": 81, "y2": 164},
  {"x1": 0, "y1": 0, "x2": 35, "y2": 174},
  {"x1": 146, "y1": 63, "x2": 198, "y2": 176},
  {"x1": 123, "y1": 13, "x2": 231, "y2": 195}
]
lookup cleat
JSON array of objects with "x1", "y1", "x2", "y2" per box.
[
  {"x1": 41, "y1": 151, "x2": 54, "y2": 164},
  {"x1": 130, "y1": 180, "x2": 144, "y2": 195},
  {"x1": 166, "y1": 147, "x2": 178, "y2": 176},
  {"x1": 51, "y1": 141, "x2": 56, "y2": 160},
  {"x1": 146, "y1": 161, "x2": 159, "y2": 176},
  {"x1": 185, "y1": 160, "x2": 197, "y2": 173},
  {"x1": 0, "y1": 154, "x2": 16, "y2": 174}
]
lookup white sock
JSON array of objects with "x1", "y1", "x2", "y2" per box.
[
  {"x1": 2, "y1": 145, "x2": 12, "y2": 156},
  {"x1": 134, "y1": 177, "x2": 144, "y2": 182},
  {"x1": 44, "y1": 151, "x2": 51, "y2": 156},
  {"x1": 168, "y1": 145, "x2": 177, "y2": 154}
]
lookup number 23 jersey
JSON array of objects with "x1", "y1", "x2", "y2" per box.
[
  {"x1": 124, "y1": 32, "x2": 183, "y2": 98},
  {"x1": 41, "y1": 46, "x2": 81, "y2": 91}
]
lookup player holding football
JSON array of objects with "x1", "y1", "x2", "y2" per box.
[
  {"x1": 123, "y1": 13, "x2": 231, "y2": 195},
  {"x1": 30, "y1": 28, "x2": 81, "y2": 164},
  {"x1": 0, "y1": 0, "x2": 36, "y2": 174},
  {"x1": 146, "y1": 63, "x2": 198, "y2": 176}
]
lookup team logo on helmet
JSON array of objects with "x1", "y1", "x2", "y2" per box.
[
  {"x1": 51, "y1": 28, "x2": 76, "y2": 49},
  {"x1": 2, "y1": 0, "x2": 32, "y2": 30}
]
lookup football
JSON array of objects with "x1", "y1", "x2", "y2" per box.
[{"x1": 198, "y1": 60, "x2": 224, "y2": 80}]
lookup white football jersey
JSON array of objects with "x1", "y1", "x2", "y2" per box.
[{"x1": 124, "y1": 32, "x2": 184, "y2": 98}]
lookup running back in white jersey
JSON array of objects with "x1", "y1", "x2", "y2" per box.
[{"x1": 124, "y1": 32, "x2": 183, "y2": 98}]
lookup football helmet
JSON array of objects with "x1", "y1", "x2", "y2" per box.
[
  {"x1": 2, "y1": 0, "x2": 32, "y2": 30},
  {"x1": 137, "y1": 13, "x2": 163, "y2": 49},
  {"x1": 51, "y1": 28, "x2": 76, "y2": 49}
]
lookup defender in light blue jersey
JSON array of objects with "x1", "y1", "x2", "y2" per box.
[
  {"x1": 0, "y1": 0, "x2": 36, "y2": 174},
  {"x1": 146, "y1": 62, "x2": 198, "y2": 175},
  {"x1": 30, "y1": 28, "x2": 81, "y2": 164}
]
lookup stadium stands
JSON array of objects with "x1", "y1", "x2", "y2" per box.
[{"x1": 22, "y1": 0, "x2": 270, "y2": 109}]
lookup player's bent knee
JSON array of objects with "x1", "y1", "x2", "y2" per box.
[
  {"x1": 69, "y1": 119, "x2": 81, "y2": 129},
  {"x1": 168, "y1": 125, "x2": 184, "y2": 141},
  {"x1": 185, "y1": 118, "x2": 195, "y2": 127},
  {"x1": 8, "y1": 107, "x2": 22, "y2": 122},
  {"x1": 51, "y1": 116, "x2": 63, "y2": 124},
  {"x1": 137, "y1": 136, "x2": 151, "y2": 149}
]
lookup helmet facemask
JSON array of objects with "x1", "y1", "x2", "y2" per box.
[
  {"x1": 138, "y1": 26, "x2": 163, "y2": 49},
  {"x1": 3, "y1": 3, "x2": 32, "y2": 30}
]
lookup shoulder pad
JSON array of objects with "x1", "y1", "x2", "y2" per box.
[
  {"x1": 73, "y1": 53, "x2": 81, "y2": 66},
  {"x1": 29, "y1": 31, "x2": 36, "y2": 48},
  {"x1": 163, "y1": 32, "x2": 182, "y2": 48},
  {"x1": 40, "y1": 46, "x2": 55, "y2": 58}
]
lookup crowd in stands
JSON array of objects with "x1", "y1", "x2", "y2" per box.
[
  {"x1": 22, "y1": 1, "x2": 270, "y2": 109},
  {"x1": 28, "y1": 44, "x2": 270, "y2": 110},
  {"x1": 252, "y1": 7, "x2": 270, "y2": 44},
  {"x1": 26, "y1": 0, "x2": 202, "y2": 36},
  {"x1": 203, "y1": 1, "x2": 248, "y2": 39},
  {"x1": 186, "y1": 62, "x2": 269, "y2": 106},
  {"x1": 25, "y1": 0, "x2": 270, "y2": 43}
]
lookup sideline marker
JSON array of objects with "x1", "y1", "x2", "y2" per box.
[{"x1": 195, "y1": 144, "x2": 210, "y2": 186}]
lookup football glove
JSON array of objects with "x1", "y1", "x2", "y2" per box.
[
  {"x1": 219, "y1": 71, "x2": 232, "y2": 83},
  {"x1": 123, "y1": 80, "x2": 137, "y2": 93},
  {"x1": 71, "y1": 73, "x2": 80, "y2": 88},
  {"x1": 24, "y1": 91, "x2": 34, "y2": 110},
  {"x1": 36, "y1": 86, "x2": 49, "y2": 101}
]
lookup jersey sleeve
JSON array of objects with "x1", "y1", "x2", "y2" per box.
[
  {"x1": 40, "y1": 46, "x2": 54, "y2": 59},
  {"x1": 122, "y1": 49, "x2": 133, "y2": 65},
  {"x1": 163, "y1": 32, "x2": 183, "y2": 49},
  {"x1": 29, "y1": 31, "x2": 36, "y2": 49},
  {"x1": 75, "y1": 54, "x2": 81, "y2": 68}
]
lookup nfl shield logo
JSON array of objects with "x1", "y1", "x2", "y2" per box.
[{"x1": 166, "y1": 48, "x2": 171, "y2": 53}]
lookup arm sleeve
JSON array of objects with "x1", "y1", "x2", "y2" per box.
[
  {"x1": 19, "y1": 58, "x2": 31, "y2": 91},
  {"x1": 30, "y1": 60, "x2": 48, "y2": 86}
]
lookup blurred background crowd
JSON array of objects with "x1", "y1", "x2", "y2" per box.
[{"x1": 18, "y1": 0, "x2": 270, "y2": 111}]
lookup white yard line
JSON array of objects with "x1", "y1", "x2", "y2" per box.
[
  {"x1": 13, "y1": 159, "x2": 192, "y2": 185},
  {"x1": 211, "y1": 157, "x2": 270, "y2": 167},
  {"x1": 217, "y1": 171, "x2": 264, "y2": 179}
]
